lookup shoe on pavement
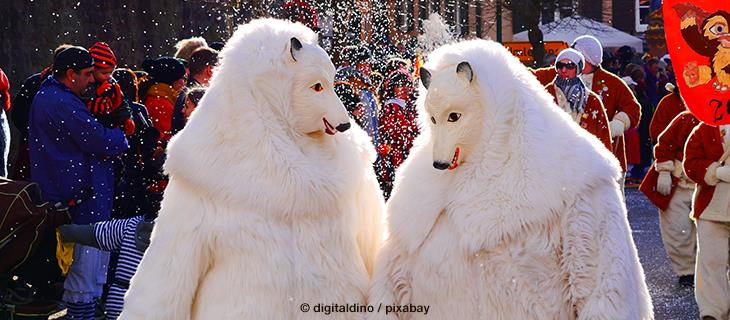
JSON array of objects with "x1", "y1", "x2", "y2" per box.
[{"x1": 678, "y1": 274, "x2": 694, "y2": 287}]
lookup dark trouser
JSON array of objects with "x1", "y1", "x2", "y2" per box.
[{"x1": 633, "y1": 104, "x2": 654, "y2": 179}]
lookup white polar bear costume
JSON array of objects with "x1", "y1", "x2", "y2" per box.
[
  {"x1": 368, "y1": 40, "x2": 653, "y2": 319},
  {"x1": 120, "y1": 19, "x2": 385, "y2": 319}
]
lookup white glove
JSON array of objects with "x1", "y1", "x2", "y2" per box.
[
  {"x1": 609, "y1": 112, "x2": 631, "y2": 138},
  {"x1": 656, "y1": 171, "x2": 672, "y2": 196},
  {"x1": 716, "y1": 165, "x2": 730, "y2": 182},
  {"x1": 609, "y1": 119, "x2": 625, "y2": 138}
]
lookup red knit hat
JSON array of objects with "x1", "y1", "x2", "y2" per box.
[{"x1": 89, "y1": 42, "x2": 117, "y2": 69}]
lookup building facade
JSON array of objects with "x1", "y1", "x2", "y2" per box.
[{"x1": 384, "y1": 0, "x2": 514, "y2": 44}]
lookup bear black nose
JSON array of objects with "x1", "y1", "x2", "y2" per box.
[
  {"x1": 336, "y1": 122, "x2": 351, "y2": 132},
  {"x1": 433, "y1": 162, "x2": 450, "y2": 170}
]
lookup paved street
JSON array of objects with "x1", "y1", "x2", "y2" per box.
[{"x1": 626, "y1": 188, "x2": 698, "y2": 320}]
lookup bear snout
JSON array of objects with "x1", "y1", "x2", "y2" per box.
[
  {"x1": 336, "y1": 122, "x2": 351, "y2": 132},
  {"x1": 433, "y1": 162, "x2": 450, "y2": 170}
]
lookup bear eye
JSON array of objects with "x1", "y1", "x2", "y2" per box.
[
  {"x1": 430, "y1": 116, "x2": 436, "y2": 124},
  {"x1": 710, "y1": 23, "x2": 727, "y2": 35},
  {"x1": 310, "y1": 83, "x2": 323, "y2": 92},
  {"x1": 448, "y1": 112, "x2": 462, "y2": 122}
]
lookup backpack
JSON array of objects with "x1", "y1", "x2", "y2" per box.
[{"x1": 0, "y1": 178, "x2": 71, "y2": 275}]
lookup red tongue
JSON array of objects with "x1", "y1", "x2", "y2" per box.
[
  {"x1": 448, "y1": 147, "x2": 460, "y2": 170},
  {"x1": 323, "y1": 118, "x2": 336, "y2": 135}
]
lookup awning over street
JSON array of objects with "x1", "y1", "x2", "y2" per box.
[{"x1": 512, "y1": 16, "x2": 644, "y2": 52}]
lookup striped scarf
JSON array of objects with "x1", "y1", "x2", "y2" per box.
[{"x1": 555, "y1": 76, "x2": 588, "y2": 115}]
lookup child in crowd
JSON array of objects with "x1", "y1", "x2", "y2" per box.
[
  {"x1": 58, "y1": 213, "x2": 155, "y2": 319},
  {"x1": 181, "y1": 86, "x2": 206, "y2": 124},
  {"x1": 83, "y1": 42, "x2": 134, "y2": 135}
]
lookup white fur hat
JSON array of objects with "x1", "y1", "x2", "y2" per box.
[
  {"x1": 571, "y1": 35, "x2": 603, "y2": 66},
  {"x1": 556, "y1": 48, "x2": 584, "y2": 71}
]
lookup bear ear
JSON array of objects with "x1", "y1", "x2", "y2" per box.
[
  {"x1": 290, "y1": 37, "x2": 303, "y2": 62},
  {"x1": 419, "y1": 67, "x2": 431, "y2": 89},
  {"x1": 456, "y1": 61, "x2": 473, "y2": 83}
]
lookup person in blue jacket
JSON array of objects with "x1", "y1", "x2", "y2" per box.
[{"x1": 29, "y1": 46, "x2": 129, "y2": 320}]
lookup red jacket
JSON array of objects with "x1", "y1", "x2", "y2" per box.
[
  {"x1": 683, "y1": 123, "x2": 727, "y2": 219},
  {"x1": 377, "y1": 98, "x2": 419, "y2": 176},
  {"x1": 545, "y1": 82, "x2": 612, "y2": 151},
  {"x1": 531, "y1": 67, "x2": 557, "y2": 87},
  {"x1": 640, "y1": 111, "x2": 699, "y2": 210},
  {"x1": 144, "y1": 83, "x2": 178, "y2": 142},
  {"x1": 534, "y1": 67, "x2": 640, "y2": 171},
  {"x1": 649, "y1": 92, "x2": 685, "y2": 143},
  {"x1": 589, "y1": 68, "x2": 642, "y2": 172}
]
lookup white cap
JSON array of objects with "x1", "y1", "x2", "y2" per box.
[
  {"x1": 556, "y1": 48, "x2": 585, "y2": 72},
  {"x1": 661, "y1": 54, "x2": 671, "y2": 63},
  {"x1": 572, "y1": 35, "x2": 603, "y2": 66},
  {"x1": 622, "y1": 76, "x2": 637, "y2": 87}
]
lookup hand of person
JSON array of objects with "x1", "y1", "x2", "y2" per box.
[
  {"x1": 657, "y1": 171, "x2": 672, "y2": 196},
  {"x1": 609, "y1": 119, "x2": 626, "y2": 138},
  {"x1": 123, "y1": 118, "x2": 136, "y2": 136},
  {"x1": 716, "y1": 165, "x2": 730, "y2": 182},
  {"x1": 152, "y1": 145, "x2": 166, "y2": 159},
  {"x1": 95, "y1": 81, "x2": 113, "y2": 96},
  {"x1": 111, "y1": 105, "x2": 132, "y2": 127},
  {"x1": 110, "y1": 83, "x2": 123, "y2": 107}
]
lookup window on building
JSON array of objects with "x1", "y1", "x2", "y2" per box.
[
  {"x1": 431, "y1": 0, "x2": 442, "y2": 15},
  {"x1": 445, "y1": 0, "x2": 456, "y2": 26},
  {"x1": 510, "y1": 1, "x2": 526, "y2": 34},
  {"x1": 475, "y1": 1, "x2": 482, "y2": 38},
  {"x1": 458, "y1": 0, "x2": 469, "y2": 37},
  {"x1": 419, "y1": 0, "x2": 429, "y2": 31},
  {"x1": 418, "y1": 0, "x2": 429, "y2": 20},
  {"x1": 396, "y1": 0, "x2": 413, "y2": 32},
  {"x1": 636, "y1": 0, "x2": 650, "y2": 32},
  {"x1": 406, "y1": 0, "x2": 414, "y2": 32}
]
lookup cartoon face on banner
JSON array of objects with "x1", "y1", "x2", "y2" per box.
[{"x1": 664, "y1": 0, "x2": 730, "y2": 125}]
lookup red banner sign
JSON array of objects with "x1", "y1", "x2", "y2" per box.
[
  {"x1": 503, "y1": 41, "x2": 569, "y2": 63},
  {"x1": 664, "y1": 0, "x2": 730, "y2": 125}
]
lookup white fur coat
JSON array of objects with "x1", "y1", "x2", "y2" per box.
[
  {"x1": 368, "y1": 40, "x2": 653, "y2": 320},
  {"x1": 120, "y1": 19, "x2": 384, "y2": 319}
]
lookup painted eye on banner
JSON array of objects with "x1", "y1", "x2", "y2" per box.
[{"x1": 709, "y1": 23, "x2": 727, "y2": 35}]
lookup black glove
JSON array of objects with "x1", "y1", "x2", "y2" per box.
[
  {"x1": 134, "y1": 219, "x2": 155, "y2": 252},
  {"x1": 110, "y1": 104, "x2": 132, "y2": 127}
]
